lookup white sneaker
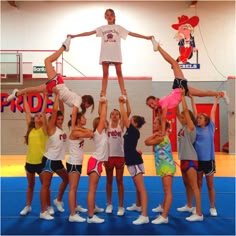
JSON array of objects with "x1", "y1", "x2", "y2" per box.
[
  {"x1": 126, "y1": 203, "x2": 141, "y2": 212},
  {"x1": 151, "y1": 37, "x2": 159, "y2": 52},
  {"x1": 186, "y1": 213, "x2": 204, "y2": 222},
  {"x1": 40, "y1": 211, "x2": 54, "y2": 220},
  {"x1": 94, "y1": 205, "x2": 104, "y2": 213},
  {"x1": 117, "y1": 207, "x2": 125, "y2": 216},
  {"x1": 152, "y1": 204, "x2": 164, "y2": 213},
  {"x1": 75, "y1": 205, "x2": 88, "y2": 213},
  {"x1": 210, "y1": 208, "x2": 218, "y2": 216},
  {"x1": 69, "y1": 214, "x2": 86, "y2": 222},
  {"x1": 177, "y1": 205, "x2": 194, "y2": 212},
  {"x1": 20, "y1": 206, "x2": 32, "y2": 216},
  {"x1": 132, "y1": 215, "x2": 149, "y2": 225},
  {"x1": 87, "y1": 215, "x2": 105, "y2": 224},
  {"x1": 53, "y1": 199, "x2": 65, "y2": 212},
  {"x1": 47, "y1": 206, "x2": 55, "y2": 215},
  {"x1": 63, "y1": 37, "x2": 71, "y2": 52},
  {"x1": 221, "y1": 91, "x2": 230, "y2": 105},
  {"x1": 151, "y1": 215, "x2": 168, "y2": 224},
  {"x1": 7, "y1": 89, "x2": 19, "y2": 102},
  {"x1": 105, "y1": 204, "x2": 113, "y2": 213}
]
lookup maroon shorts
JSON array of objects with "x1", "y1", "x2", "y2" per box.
[
  {"x1": 104, "y1": 156, "x2": 125, "y2": 169},
  {"x1": 46, "y1": 75, "x2": 64, "y2": 93}
]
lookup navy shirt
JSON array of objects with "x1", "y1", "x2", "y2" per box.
[{"x1": 123, "y1": 124, "x2": 143, "y2": 166}]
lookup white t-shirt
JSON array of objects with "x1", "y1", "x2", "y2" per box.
[
  {"x1": 44, "y1": 127, "x2": 67, "y2": 160},
  {"x1": 56, "y1": 84, "x2": 82, "y2": 108},
  {"x1": 67, "y1": 138, "x2": 84, "y2": 165},
  {"x1": 96, "y1": 24, "x2": 129, "y2": 64},
  {"x1": 107, "y1": 124, "x2": 124, "y2": 157},
  {"x1": 92, "y1": 129, "x2": 108, "y2": 161}
]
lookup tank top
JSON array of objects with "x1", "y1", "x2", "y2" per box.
[
  {"x1": 26, "y1": 127, "x2": 47, "y2": 164},
  {"x1": 67, "y1": 138, "x2": 84, "y2": 165},
  {"x1": 92, "y1": 129, "x2": 108, "y2": 161},
  {"x1": 44, "y1": 127, "x2": 67, "y2": 160},
  {"x1": 107, "y1": 124, "x2": 124, "y2": 157}
]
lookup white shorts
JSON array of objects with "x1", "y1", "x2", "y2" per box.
[{"x1": 127, "y1": 164, "x2": 145, "y2": 177}]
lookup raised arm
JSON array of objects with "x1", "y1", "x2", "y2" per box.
[
  {"x1": 59, "y1": 99, "x2": 64, "y2": 114},
  {"x1": 210, "y1": 94, "x2": 221, "y2": 124},
  {"x1": 23, "y1": 95, "x2": 32, "y2": 126},
  {"x1": 119, "y1": 96, "x2": 130, "y2": 128},
  {"x1": 128, "y1": 32, "x2": 152, "y2": 40},
  {"x1": 71, "y1": 106, "x2": 78, "y2": 131},
  {"x1": 175, "y1": 104, "x2": 182, "y2": 123},
  {"x1": 41, "y1": 92, "x2": 48, "y2": 135},
  {"x1": 189, "y1": 95, "x2": 197, "y2": 118},
  {"x1": 181, "y1": 89, "x2": 195, "y2": 131},
  {"x1": 47, "y1": 93, "x2": 59, "y2": 134},
  {"x1": 67, "y1": 30, "x2": 96, "y2": 38},
  {"x1": 120, "y1": 96, "x2": 131, "y2": 130},
  {"x1": 96, "y1": 99, "x2": 108, "y2": 134}
]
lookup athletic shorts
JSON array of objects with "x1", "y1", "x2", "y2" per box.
[
  {"x1": 25, "y1": 162, "x2": 43, "y2": 175},
  {"x1": 41, "y1": 156, "x2": 65, "y2": 174},
  {"x1": 180, "y1": 160, "x2": 198, "y2": 173},
  {"x1": 127, "y1": 164, "x2": 145, "y2": 177},
  {"x1": 104, "y1": 156, "x2": 125, "y2": 169},
  {"x1": 172, "y1": 78, "x2": 189, "y2": 95},
  {"x1": 66, "y1": 162, "x2": 82, "y2": 175},
  {"x1": 45, "y1": 75, "x2": 64, "y2": 94},
  {"x1": 87, "y1": 157, "x2": 103, "y2": 176},
  {"x1": 198, "y1": 160, "x2": 216, "y2": 176}
]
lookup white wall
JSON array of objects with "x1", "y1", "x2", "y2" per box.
[{"x1": 1, "y1": 1, "x2": 235, "y2": 82}]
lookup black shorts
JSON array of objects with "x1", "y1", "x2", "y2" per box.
[
  {"x1": 25, "y1": 163, "x2": 43, "y2": 175},
  {"x1": 66, "y1": 162, "x2": 82, "y2": 174},
  {"x1": 198, "y1": 160, "x2": 216, "y2": 176},
  {"x1": 41, "y1": 156, "x2": 65, "y2": 173},
  {"x1": 172, "y1": 78, "x2": 189, "y2": 95}
]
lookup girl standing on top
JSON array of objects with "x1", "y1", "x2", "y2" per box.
[{"x1": 68, "y1": 8, "x2": 153, "y2": 98}]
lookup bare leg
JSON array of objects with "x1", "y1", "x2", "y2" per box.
[
  {"x1": 206, "y1": 174, "x2": 216, "y2": 208},
  {"x1": 161, "y1": 175, "x2": 173, "y2": 218},
  {"x1": 158, "y1": 45, "x2": 185, "y2": 79},
  {"x1": 189, "y1": 86, "x2": 220, "y2": 97},
  {"x1": 7, "y1": 43, "x2": 67, "y2": 101},
  {"x1": 45, "y1": 46, "x2": 65, "y2": 80},
  {"x1": 158, "y1": 45, "x2": 221, "y2": 98},
  {"x1": 115, "y1": 63, "x2": 126, "y2": 95},
  {"x1": 182, "y1": 172, "x2": 193, "y2": 208},
  {"x1": 187, "y1": 168, "x2": 202, "y2": 215},
  {"x1": 55, "y1": 169, "x2": 69, "y2": 201},
  {"x1": 68, "y1": 173, "x2": 79, "y2": 216},
  {"x1": 25, "y1": 173, "x2": 35, "y2": 206},
  {"x1": 87, "y1": 172, "x2": 100, "y2": 217},
  {"x1": 116, "y1": 167, "x2": 124, "y2": 208},
  {"x1": 133, "y1": 174, "x2": 148, "y2": 216},
  {"x1": 105, "y1": 167, "x2": 113, "y2": 205},
  {"x1": 101, "y1": 62, "x2": 109, "y2": 97}
]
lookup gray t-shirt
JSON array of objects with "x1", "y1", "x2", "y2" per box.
[{"x1": 178, "y1": 125, "x2": 198, "y2": 160}]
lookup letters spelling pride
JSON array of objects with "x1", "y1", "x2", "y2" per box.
[{"x1": 1, "y1": 93, "x2": 53, "y2": 113}]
